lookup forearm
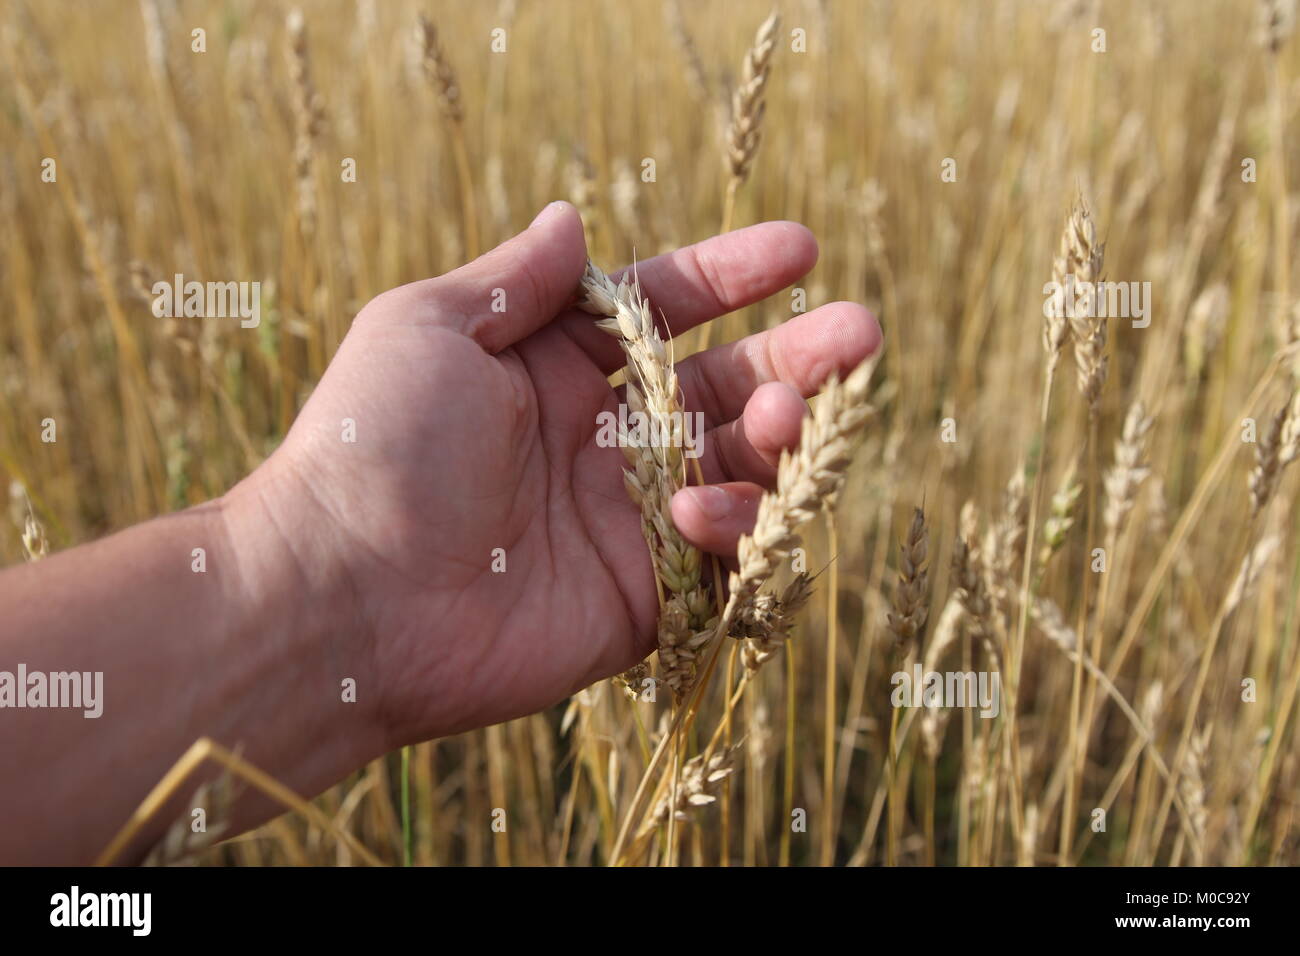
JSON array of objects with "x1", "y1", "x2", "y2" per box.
[{"x1": 0, "y1": 467, "x2": 385, "y2": 864}]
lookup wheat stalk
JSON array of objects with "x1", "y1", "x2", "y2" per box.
[
  {"x1": 1080, "y1": 400, "x2": 1155, "y2": 815},
  {"x1": 1056, "y1": 192, "x2": 1110, "y2": 863}
]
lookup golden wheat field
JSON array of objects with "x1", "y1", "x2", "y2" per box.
[{"x1": 4, "y1": 0, "x2": 1300, "y2": 869}]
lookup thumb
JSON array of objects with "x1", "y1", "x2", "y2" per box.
[{"x1": 433, "y1": 200, "x2": 588, "y2": 353}]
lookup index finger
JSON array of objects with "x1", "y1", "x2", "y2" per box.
[{"x1": 557, "y1": 221, "x2": 819, "y2": 373}]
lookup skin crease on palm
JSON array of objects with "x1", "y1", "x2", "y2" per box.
[{"x1": 256, "y1": 200, "x2": 883, "y2": 747}]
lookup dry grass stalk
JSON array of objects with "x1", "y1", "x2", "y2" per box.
[
  {"x1": 1029, "y1": 595, "x2": 1185, "y2": 818},
  {"x1": 142, "y1": 774, "x2": 233, "y2": 866}
]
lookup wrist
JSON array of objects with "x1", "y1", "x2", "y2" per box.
[{"x1": 219, "y1": 455, "x2": 389, "y2": 776}]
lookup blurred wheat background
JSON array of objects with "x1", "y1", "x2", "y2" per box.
[{"x1": 4, "y1": 0, "x2": 1300, "y2": 865}]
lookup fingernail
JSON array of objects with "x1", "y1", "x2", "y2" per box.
[
  {"x1": 530, "y1": 201, "x2": 566, "y2": 228},
  {"x1": 686, "y1": 485, "x2": 732, "y2": 521}
]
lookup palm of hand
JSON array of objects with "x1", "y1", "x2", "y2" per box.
[{"x1": 287, "y1": 304, "x2": 656, "y2": 740}]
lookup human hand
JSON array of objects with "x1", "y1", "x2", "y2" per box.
[{"x1": 234, "y1": 201, "x2": 881, "y2": 748}]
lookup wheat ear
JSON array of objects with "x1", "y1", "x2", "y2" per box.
[
  {"x1": 578, "y1": 262, "x2": 715, "y2": 700},
  {"x1": 886, "y1": 506, "x2": 930, "y2": 652},
  {"x1": 724, "y1": 356, "x2": 880, "y2": 660},
  {"x1": 725, "y1": 9, "x2": 780, "y2": 188},
  {"x1": 1054, "y1": 194, "x2": 1108, "y2": 415}
]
